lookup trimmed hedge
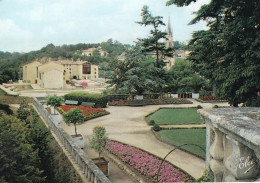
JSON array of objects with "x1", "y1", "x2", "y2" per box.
[
  {"x1": 64, "y1": 92, "x2": 108, "y2": 108},
  {"x1": 109, "y1": 98, "x2": 192, "y2": 106}
]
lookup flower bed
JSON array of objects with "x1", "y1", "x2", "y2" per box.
[
  {"x1": 57, "y1": 105, "x2": 109, "y2": 121},
  {"x1": 105, "y1": 140, "x2": 192, "y2": 183},
  {"x1": 108, "y1": 98, "x2": 192, "y2": 106},
  {"x1": 196, "y1": 95, "x2": 227, "y2": 103}
]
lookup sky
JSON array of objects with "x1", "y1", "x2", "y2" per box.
[{"x1": 0, "y1": 0, "x2": 209, "y2": 53}]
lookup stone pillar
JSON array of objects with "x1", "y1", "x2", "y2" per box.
[
  {"x1": 209, "y1": 127, "x2": 225, "y2": 181},
  {"x1": 223, "y1": 136, "x2": 260, "y2": 181}
]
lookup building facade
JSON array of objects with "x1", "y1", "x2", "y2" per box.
[
  {"x1": 22, "y1": 61, "x2": 42, "y2": 84},
  {"x1": 22, "y1": 60, "x2": 99, "y2": 89}
]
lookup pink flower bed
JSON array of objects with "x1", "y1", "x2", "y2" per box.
[{"x1": 105, "y1": 140, "x2": 192, "y2": 182}]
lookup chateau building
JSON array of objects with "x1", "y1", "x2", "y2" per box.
[{"x1": 22, "y1": 59, "x2": 99, "y2": 89}]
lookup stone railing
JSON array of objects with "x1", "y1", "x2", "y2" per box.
[
  {"x1": 33, "y1": 97, "x2": 111, "y2": 183},
  {"x1": 199, "y1": 107, "x2": 260, "y2": 182}
]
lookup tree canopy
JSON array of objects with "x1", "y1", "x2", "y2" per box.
[
  {"x1": 64, "y1": 108, "x2": 85, "y2": 136},
  {"x1": 46, "y1": 95, "x2": 63, "y2": 114},
  {"x1": 168, "y1": 59, "x2": 210, "y2": 93},
  {"x1": 0, "y1": 112, "x2": 45, "y2": 183},
  {"x1": 167, "y1": 0, "x2": 260, "y2": 106}
]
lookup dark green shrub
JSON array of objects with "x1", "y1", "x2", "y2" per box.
[
  {"x1": 197, "y1": 105, "x2": 203, "y2": 109},
  {"x1": 0, "y1": 103, "x2": 13, "y2": 115},
  {"x1": 149, "y1": 120, "x2": 155, "y2": 125},
  {"x1": 244, "y1": 97, "x2": 260, "y2": 107},
  {"x1": 153, "y1": 124, "x2": 161, "y2": 132},
  {"x1": 195, "y1": 167, "x2": 214, "y2": 182},
  {"x1": 64, "y1": 92, "x2": 108, "y2": 108},
  {"x1": 213, "y1": 105, "x2": 219, "y2": 108}
]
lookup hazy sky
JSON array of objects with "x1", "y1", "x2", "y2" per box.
[{"x1": 0, "y1": 0, "x2": 209, "y2": 52}]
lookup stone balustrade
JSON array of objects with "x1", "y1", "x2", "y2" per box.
[
  {"x1": 199, "y1": 107, "x2": 260, "y2": 182},
  {"x1": 33, "y1": 97, "x2": 111, "y2": 183}
]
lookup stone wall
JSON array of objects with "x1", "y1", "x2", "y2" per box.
[
  {"x1": 33, "y1": 97, "x2": 111, "y2": 183},
  {"x1": 199, "y1": 107, "x2": 260, "y2": 182}
]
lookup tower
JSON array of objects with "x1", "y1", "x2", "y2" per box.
[
  {"x1": 165, "y1": 16, "x2": 174, "y2": 48},
  {"x1": 165, "y1": 16, "x2": 175, "y2": 70}
]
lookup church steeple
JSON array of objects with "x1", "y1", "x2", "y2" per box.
[{"x1": 165, "y1": 16, "x2": 174, "y2": 48}]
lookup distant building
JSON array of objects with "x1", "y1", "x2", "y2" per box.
[
  {"x1": 81, "y1": 46, "x2": 108, "y2": 57},
  {"x1": 118, "y1": 52, "x2": 126, "y2": 61},
  {"x1": 22, "y1": 59, "x2": 99, "y2": 89},
  {"x1": 175, "y1": 49, "x2": 190, "y2": 58}
]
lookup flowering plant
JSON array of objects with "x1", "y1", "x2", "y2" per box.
[
  {"x1": 57, "y1": 105, "x2": 109, "y2": 121},
  {"x1": 80, "y1": 81, "x2": 88, "y2": 87},
  {"x1": 199, "y1": 95, "x2": 226, "y2": 101},
  {"x1": 105, "y1": 140, "x2": 191, "y2": 182}
]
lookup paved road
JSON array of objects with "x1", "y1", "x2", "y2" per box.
[{"x1": 61, "y1": 100, "x2": 229, "y2": 179}]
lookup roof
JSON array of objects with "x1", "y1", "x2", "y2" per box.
[
  {"x1": 22, "y1": 61, "x2": 41, "y2": 67},
  {"x1": 57, "y1": 60, "x2": 88, "y2": 65}
]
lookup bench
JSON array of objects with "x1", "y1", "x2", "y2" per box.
[
  {"x1": 65, "y1": 100, "x2": 79, "y2": 105},
  {"x1": 81, "y1": 102, "x2": 95, "y2": 107}
]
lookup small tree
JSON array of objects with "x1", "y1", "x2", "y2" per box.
[
  {"x1": 46, "y1": 95, "x2": 63, "y2": 114},
  {"x1": 17, "y1": 99, "x2": 30, "y2": 121},
  {"x1": 88, "y1": 126, "x2": 108, "y2": 161},
  {"x1": 64, "y1": 108, "x2": 84, "y2": 136}
]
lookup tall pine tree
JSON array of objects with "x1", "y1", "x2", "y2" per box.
[{"x1": 137, "y1": 5, "x2": 174, "y2": 68}]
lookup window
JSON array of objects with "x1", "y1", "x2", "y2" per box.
[{"x1": 83, "y1": 63, "x2": 91, "y2": 74}]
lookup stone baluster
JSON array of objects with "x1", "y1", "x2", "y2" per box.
[
  {"x1": 209, "y1": 127, "x2": 225, "y2": 181},
  {"x1": 223, "y1": 136, "x2": 260, "y2": 181}
]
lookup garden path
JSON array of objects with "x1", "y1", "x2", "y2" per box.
[{"x1": 60, "y1": 99, "x2": 229, "y2": 179}]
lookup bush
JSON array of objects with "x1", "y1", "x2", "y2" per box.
[
  {"x1": 153, "y1": 123, "x2": 161, "y2": 132},
  {"x1": 197, "y1": 105, "x2": 203, "y2": 109},
  {"x1": 64, "y1": 92, "x2": 108, "y2": 108},
  {"x1": 149, "y1": 120, "x2": 155, "y2": 125},
  {"x1": 0, "y1": 103, "x2": 13, "y2": 115},
  {"x1": 244, "y1": 97, "x2": 260, "y2": 107},
  {"x1": 195, "y1": 167, "x2": 214, "y2": 182},
  {"x1": 213, "y1": 105, "x2": 219, "y2": 108}
]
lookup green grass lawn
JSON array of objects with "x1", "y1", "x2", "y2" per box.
[
  {"x1": 147, "y1": 108, "x2": 203, "y2": 125},
  {"x1": 158, "y1": 128, "x2": 206, "y2": 158}
]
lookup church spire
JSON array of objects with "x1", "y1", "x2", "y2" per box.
[
  {"x1": 165, "y1": 16, "x2": 174, "y2": 48},
  {"x1": 167, "y1": 16, "x2": 173, "y2": 37}
]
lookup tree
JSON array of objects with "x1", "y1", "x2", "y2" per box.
[
  {"x1": 137, "y1": 5, "x2": 174, "y2": 68},
  {"x1": 17, "y1": 99, "x2": 30, "y2": 121},
  {"x1": 46, "y1": 95, "x2": 63, "y2": 114},
  {"x1": 166, "y1": 0, "x2": 260, "y2": 106},
  {"x1": 64, "y1": 108, "x2": 84, "y2": 136},
  {"x1": 88, "y1": 126, "x2": 108, "y2": 161},
  {"x1": 168, "y1": 59, "x2": 209, "y2": 93},
  {"x1": 0, "y1": 112, "x2": 45, "y2": 182},
  {"x1": 107, "y1": 45, "x2": 169, "y2": 97}
]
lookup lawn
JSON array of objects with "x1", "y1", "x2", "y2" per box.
[
  {"x1": 15, "y1": 85, "x2": 33, "y2": 91},
  {"x1": 147, "y1": 108, "x2": 202, "y2": 125},
  {"x1": 158, "y1": 129, "x2": 206, "y2": 158}
]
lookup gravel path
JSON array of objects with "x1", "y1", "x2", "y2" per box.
[{"x1": 60, "y1": 100, "x2": 229, "y2": 179}]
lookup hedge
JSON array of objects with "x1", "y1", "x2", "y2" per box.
[{"x1": 64, "y1": 92, "x2": 108, "y2": 108}]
